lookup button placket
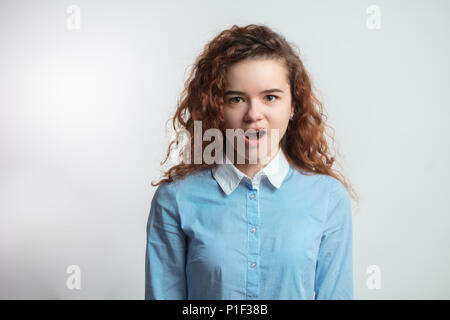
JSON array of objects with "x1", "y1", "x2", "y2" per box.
[{"x1": 246, "y1": 185, "x2": 260, "y2": 300}]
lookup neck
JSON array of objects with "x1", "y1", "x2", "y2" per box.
[{"x1": 233, "y1": 147, "x2": 280, "y2": 179}]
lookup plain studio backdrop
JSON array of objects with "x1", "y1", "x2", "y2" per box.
[{"x1": 0, "y1": 0, "x2": 449, "y2": 299}]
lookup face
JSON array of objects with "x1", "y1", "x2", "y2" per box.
[{"x1": 223, "y1": 58, "x2": 293, "y2": 165}]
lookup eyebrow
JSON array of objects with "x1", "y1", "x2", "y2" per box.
[{"x1": 224, "y1": 88, "x2": 284, "y2": 96}]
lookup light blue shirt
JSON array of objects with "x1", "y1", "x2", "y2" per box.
[{"x1": 145, "y1": 149, "x2": 354, "y2": 300}]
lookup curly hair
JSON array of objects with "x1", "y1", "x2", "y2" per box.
[{"x1": 151, "y1": 23, "x2": 358, "y2": 205}]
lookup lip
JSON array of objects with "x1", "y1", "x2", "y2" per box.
[
  {"x1": 243, "y1": 127, "x2": 267, "y2": 147},
  {"x1": 244, "y1": 127, "x2": 266, "y2": 132},
  {"x1": 243, "y1": 127, "x2": 267, "y2": 136}
]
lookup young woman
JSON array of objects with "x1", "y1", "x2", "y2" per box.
[{"x1": 145, "y1": 24, "x2": 358, "y2": 300}]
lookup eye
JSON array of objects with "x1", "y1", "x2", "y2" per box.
[
  {"x1": 265, "y1": 95, "x2": 279, "y2": 102},
  {"x1": 228, "y1": 96, "x2": 244, "y2": 104}
]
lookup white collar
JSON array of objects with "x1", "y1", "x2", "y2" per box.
[{"x1": 212, "y1": 148, "x2": 291, "y2": 196}]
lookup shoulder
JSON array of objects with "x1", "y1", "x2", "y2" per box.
[
  {"x1": 287, "y1": 168, "x2": 337, "y2": 193},
  {"x1": 151, "y1": 179, "x2": 177, "y2": 209},
  {"x1": 318, "y1": 175, "x2": 352, "y2": 226},
  {"x1": 310, "y1": 174, "x2": 348, "y2": 196},
  {"x1": 152, "y1": 168, "x2": 213, "y2": 202},
  {"x1": 325, "y1": 175, "x2": 350, "y2": 208},
  {"x1": 288, "y1": 169, "x2": 350, "y2": 209}
]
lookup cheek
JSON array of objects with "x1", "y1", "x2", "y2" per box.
[
  {"x1": 223, "y1": 109, "x2": 242, "y2": 129},
  {"x1": 268, "y1": 111, "x2": 290, "y2": 130},
  {"x1": 266, "y1": 116, "x2": 290, "y2": 140}
]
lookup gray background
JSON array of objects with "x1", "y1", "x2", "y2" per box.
[{"x1": 0, "y1": 0, "x2": 449, "y2": 299}]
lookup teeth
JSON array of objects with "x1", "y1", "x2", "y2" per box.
[
  {"x1": 245, "y1": 128, "x2": 265, "y2": 139},
  {"x1": 246, "y1": 129, "x2": 264, "y2": 133}
]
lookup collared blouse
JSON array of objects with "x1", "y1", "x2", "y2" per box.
[{"x1": 145, "y1": 148, "x2": 354, "y2": 299}]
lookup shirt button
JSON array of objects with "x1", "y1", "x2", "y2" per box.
[
  {"x1": 250, "y1": 227, "x2": 256, "y2": 233},
  {"x1": 250, "y1": 262, "x2": 256, "y2": 268},
  {"x1": 249, "y1": 193, "x2": 255, "y2": 200}
]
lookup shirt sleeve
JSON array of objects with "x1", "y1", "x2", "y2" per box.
[
  {"x1": 145, "y1": 181, "x2": 187, "y2": 299},
  {"x1": 314, "y1": 179, "x2": 354, "y2": 300}
]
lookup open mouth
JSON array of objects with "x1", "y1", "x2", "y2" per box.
[{"x1": 244, "y1": 128, "x2": 266, "y2": 144}]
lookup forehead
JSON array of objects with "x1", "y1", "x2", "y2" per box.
[{"x1": 225, "y1": 58, "x2": 289, "y2": 90}]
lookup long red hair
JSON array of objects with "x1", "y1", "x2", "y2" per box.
[{"x1": 152, "y1": 24, "x2": 358, "y2": 205}]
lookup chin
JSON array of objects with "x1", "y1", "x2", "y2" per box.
[{"x1": 245, "y1": 148, "x2": 271, "y2": 164}]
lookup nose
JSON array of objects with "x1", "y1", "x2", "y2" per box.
[{"x1": 244, "y1": 100, "x2": 263, "y2": 123}]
